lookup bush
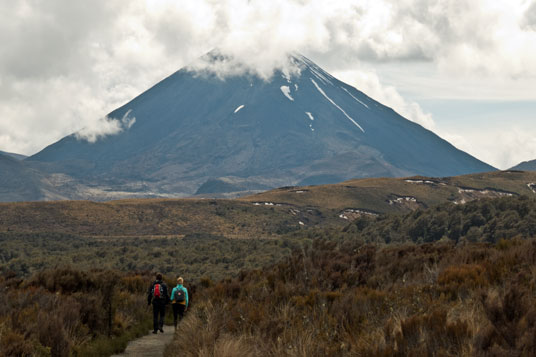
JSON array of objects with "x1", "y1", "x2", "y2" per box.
[
  {"x1": 165, "y1": 237, "x2": 536, "y2": 356},
  {"x1": 0, "y1": 268, "x2": 154, "y2": 355}
]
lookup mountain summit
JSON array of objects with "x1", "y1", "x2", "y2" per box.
[{"x1": 28, "y1": 52, "x2": 495, "y2": 197}]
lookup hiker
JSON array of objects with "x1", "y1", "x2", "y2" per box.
[
  {"x1": 147, "y1": 272, "x2": 169, "y2": 334},
  {"x1": 170, "y1": 276, "x2": 189, "y2": 330}
]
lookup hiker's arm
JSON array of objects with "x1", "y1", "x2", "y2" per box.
[
  {"x1": 147, "y1": 283, "x2": 153, "y2": 305},
  {"x1": 185, "y1": 288, "x2": 189, "y2": 309}
]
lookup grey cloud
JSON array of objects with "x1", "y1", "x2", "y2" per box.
[
  {"x1": 522, "y1": 1, "x2": 536, "y2": 30},
  {"x1": 0, "y1": 1, "x2": 119, "y2": 80}
]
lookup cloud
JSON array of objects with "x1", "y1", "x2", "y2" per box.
[
  {"x1": 186, "y1": 49, "x2": 303, "y2": 81},
  {"x1": 75, "y1": 110, "x2": 136, "y2": 143},
  {"x1": 443, "y1": 126, "x2": 536, "y2": 169},
  {"x1": 331, "y1": 69, "x2": 435, "y2": 130},
  {"x1": 522, "y1": 1, "x2": 536, "y2": 30}
]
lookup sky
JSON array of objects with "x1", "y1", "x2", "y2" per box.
[{"x1": 0, "y1": 0, "x2": 535, "y2": 169}]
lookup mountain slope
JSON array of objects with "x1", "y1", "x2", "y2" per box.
[
  {"x1": 28, "y1": 52, "x2": 495, "y2": 197},
  {"x1": 0, "y1": 150, "x2": 27, "y2": 160},
  {"x1": 510, "y1": 159, "x2": 536, "y2": 171},
  {"x1": 0, "y1": 152, "x2": 62, "y2": 201},
  {"x1": 0, "y1": 152, "x2": 148, "y2": 202}
]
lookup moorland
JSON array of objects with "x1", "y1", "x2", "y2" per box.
[{"x1": 1, "y1": 171, "x2": 536, "y2": 355}]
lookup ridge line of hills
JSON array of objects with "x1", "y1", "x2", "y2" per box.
[{"x1": 1, "y1": 170, "x2": 534, "y2": 238}]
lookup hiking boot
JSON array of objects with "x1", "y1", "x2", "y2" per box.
[
  {"x1": 159, "y1": 328, "x2": 164, "y2": 333},
  {"x1": 152, "y1": 330, "x2": 158, "y2": 334}
]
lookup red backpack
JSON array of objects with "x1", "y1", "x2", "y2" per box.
[{"x1": 153, "y1": 283, "x2": 162, "y2": 298}]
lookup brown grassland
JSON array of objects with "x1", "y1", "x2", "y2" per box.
[
  {"x1": 166, "y1": 238, "x2": 536, "y2": 356},
  {"x1": 163, "y1": 195, "x2": 536, "y2": 356},
  {"x1": 0, "y1": 171, "x2": 534, "y2": 239},
  {"x1": 241, "y1": 171, "x2": 536, "y2": 213},
  {"x1": 0, "y1": 269, "x2": 157, "y2": 356}
]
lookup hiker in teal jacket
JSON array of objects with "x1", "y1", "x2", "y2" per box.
[{"x1": 170, "y1": 277, "x2": 189, "y2": 330}]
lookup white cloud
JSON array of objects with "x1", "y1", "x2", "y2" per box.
[
  {"x1": 75, "y1": 110, "x2": 136, "y2": 143},
  {"x1": 186, "y1": 49, "x2": 307, "y2": 82},
  {"x1": 443, "y1": 127, "x2": 536, "y2": 169},
  {"x1": 332, "y1": 69, "x2": 435, "y2": 130}
]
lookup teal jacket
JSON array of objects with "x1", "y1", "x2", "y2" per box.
[{"x1": 171, "y1": 284, "x2": 188, "y2": 307}]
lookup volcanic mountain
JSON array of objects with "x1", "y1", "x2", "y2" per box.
[
  {"x1": 510, "y1": 159, "x2": 536, "y2": 171},
  {"x1": 27, "y1": 52, "x2": 494, "y2": 198}
]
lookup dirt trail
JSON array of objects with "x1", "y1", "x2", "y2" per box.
[{"x1": 111, "y1": 326, "x2": 174, "y2": 357}]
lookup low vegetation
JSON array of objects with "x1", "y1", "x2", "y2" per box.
[
  {"x1": 0, "y1": 233, "x2": 293, "y2": 281},
  {"x1": 343, "y1": 195, "x2": 536, "y2": 244},
  {"x1": 163, "y1": 195, "x2": 536, "y2": 356},
  {"x1": 1, "y1": 193, "x2": 535, "y2": 355},
  {"x1": 0, "y1": 268, "x2": 154, "y2": 356},
  {"x1": 166, "y1": 237, "x2": 536, "y2": 356},
  {"x1": 0, "y1": 199, "x2": 313, "y2": 238},
  {"x1": 1, "y1": 171, "x2": 535, "y2": 239},
  {"x1": 243, "y1": 170, "x2": 536, "y2": 213}
]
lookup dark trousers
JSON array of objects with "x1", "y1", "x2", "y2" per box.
[
  {"x1": 172, "y1": 303, "x2": 186, "y2": 328},
  {"x1": 153, "y1": 302, "x2": 166, "y2": 331}
]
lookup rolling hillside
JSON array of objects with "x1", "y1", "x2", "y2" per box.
[
  {"x1": 242, "y1": 170, "x2": 536, "y2": 213},
  {"x1": 1, "y1": 170, "x2": 534, "y2": 237}
]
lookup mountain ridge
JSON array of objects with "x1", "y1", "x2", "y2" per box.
[
  {"x1": 0, "y1": 150, "x2": 27, "y2": 160},
  {"x1": 510, "y1": 159, "x2": 536, "y2": 171}
]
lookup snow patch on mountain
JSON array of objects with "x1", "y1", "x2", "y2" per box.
[
  {"x1": 280, "y1": 86, "x2": 294, "y2": 101},
  {"x1": 234, "y1": 105, "x2": 245, "y2": 113},
  {"x1": 305, "y1": 112, "x2": 314, "y2": 121},
  {"x1": 76, "y1": 109, "x2": 136, "y2": 143},
  {"x1": 342, "y1": 88, "x2": 369, "y2": 109},
  {"x1": 282, "y1": 72, "x2": 291, "y2": 83},
  {"x1": 310, "y1": 79, "x2": 365, "y2": 133}
]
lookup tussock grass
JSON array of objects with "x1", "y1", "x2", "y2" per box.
[
  {"x1": 0, "y1": 268, "x2": 155, "y2": 356},
  {"x1": 166, "y1": 236, "x2": 536, "y2": 356}
]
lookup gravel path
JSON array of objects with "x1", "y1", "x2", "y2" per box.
[{"x1": 111, "y1": 326, "x2": 174, "y2": 357}]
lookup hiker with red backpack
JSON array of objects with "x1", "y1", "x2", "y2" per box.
[
  {"x1": 147, "y1": 272, "x2": 170, "y2": 334},
  {"x1": 170, "y1": 276, "x2": 189, "y2": 330}
]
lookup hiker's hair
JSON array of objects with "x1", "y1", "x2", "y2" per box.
[
  {"x1": 156, "y1": 273, "x2": 163, "y2": 280},
  {"x1": 177, "y1": 277, "x2": 183, "y2": 284}
]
